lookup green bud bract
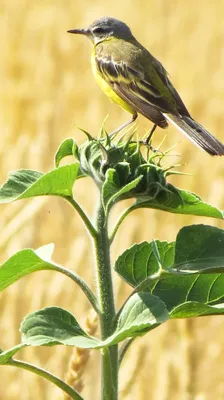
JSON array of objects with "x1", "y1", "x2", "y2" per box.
[{"x1": 74, "y1": 135, "x2": 180, "y2": 208}]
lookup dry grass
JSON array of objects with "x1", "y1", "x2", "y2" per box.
[{"x1": 0, "y1": 1, "x2": 224, "y2": 399}]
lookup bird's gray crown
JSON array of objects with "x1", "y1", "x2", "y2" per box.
[{"x1": 89, "y1": 17, "x2": 133, "y2": 39}]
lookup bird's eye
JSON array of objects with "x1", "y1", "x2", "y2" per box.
[{"x1": 93, "y1": 27, "x2": 104, "y2": 34}]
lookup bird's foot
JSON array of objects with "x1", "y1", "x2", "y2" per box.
[{"x1": 139, "y1": 140, "x2": 164, "y2": 155}]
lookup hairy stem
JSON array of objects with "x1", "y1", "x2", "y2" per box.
[
  {"x1": 118, "y1": 338, "x2": 135, "y2": 367},
  {"x1": 49, "y1": 264, "x2": 100, "y2": 314},
  {"x1": 7, "y1": 359, "x2": 84, "y2": 400},
  {"x1": 94, "y1": 202, "x2": 118, "y2": 400},
  {"x1": 65, "y1": 196, "x2": 97, "y2": 239},
  {"x1": 109, "y1": 204, "x2": 136, "y2": 244}
]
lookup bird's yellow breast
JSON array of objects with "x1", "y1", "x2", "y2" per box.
[{"x1": 91, "y1": 47, "x2": 135, "y2": 114}]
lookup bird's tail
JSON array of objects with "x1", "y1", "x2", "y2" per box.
[{"x1": 163, "y1": 113, "x2": 224, "y2": 156}]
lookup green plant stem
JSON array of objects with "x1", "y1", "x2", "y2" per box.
[
  {"x1": 7, "y1": 359, "x2": 84, "y2": 400},
  {"x1": 65, "y1": 196, "x2": 97, "y2": 239},
  {"x1": 49, "y1": 264, "x2": 100, "y2": 314},
  {"x1": 109, "y1": 204, "x2": 136, "y2": 244},
  {"x1": 94, "y1": 201, "x2": 118, "y2": 400},
  {"x1": 118, "y1": 338, "x2": 135, "y2": 367}
]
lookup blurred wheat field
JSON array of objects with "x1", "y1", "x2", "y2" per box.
[{"x1": 0, "y1": 0, "x2": 224, "y2": 399}]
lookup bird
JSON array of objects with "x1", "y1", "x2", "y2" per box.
[{"x1": 68, "y1": 17, "x2": 224, "y2": 156}]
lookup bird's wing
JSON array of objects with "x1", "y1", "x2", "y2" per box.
[
  {"x1": 95, "y1": 54, "x2": 170, "y2": 127},
  {"x1": 95, "y1": 46, "x2": 178, "y2": 124},
  {"x1": 114, "y1": 79, "x2": 168, "y2": 128},
  {"x1": 150, "y1": 56, "x2": 191, "y2": 117}
]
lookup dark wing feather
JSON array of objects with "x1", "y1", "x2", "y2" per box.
[
  {"x1": 150, "y1": 56, "x2": 191, "y2": 117},
  {"x1": 113, "y1": 82, "x2": 168, "y2": 128},
  {"x1": 95, "y1": 51, "x2": 174, "y2": 128}
]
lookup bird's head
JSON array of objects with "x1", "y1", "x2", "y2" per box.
[{"x1": 68, "y1": 17, "x2": 134, "y2": 44}]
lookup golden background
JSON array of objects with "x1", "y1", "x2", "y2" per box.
[{"x1": 1, "y1": 0, "x2": 224, "y2": 399}]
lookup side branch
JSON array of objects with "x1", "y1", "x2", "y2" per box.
[
  {"x1": 65, "y1": 196, "x2": 97, "y2": 239},
  {"x1": 7, "y1": 359, "x2": 84, "y2": 400}
]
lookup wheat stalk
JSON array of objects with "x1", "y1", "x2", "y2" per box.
[{"x1": 63, "y1": 310, "x2": 98, "y2": 398}]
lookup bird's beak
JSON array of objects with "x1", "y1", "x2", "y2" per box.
[{"x1": 67, "y1": 28, "x2": 89, "y2": 36}]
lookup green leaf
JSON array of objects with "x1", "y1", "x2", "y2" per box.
[
  {"x1": 115, "y1": 226, "x2": 224, "y2": 318},
  {"x1": 102, "y1": 169, "x2": 120, "y2": 208},
  {"x1": 0, "y1": 246, "x2": 56, "y2": 291},
  {"x1": 0, "y1": 164, "x2": 79, "y2": 203},
  {"x1": 18, "y1": 297, "x2": 168, "y2": 349},
  {"x1": 103, "y1": 293, "x2": 168, "y2": 346},
  {"x1": 114, "y1": 162, "x2": 130, "y2": 186},
  {"x1": 134, "y1": 188, "x2": 223, "y2": 219},
  {"x1": 54, "y1": 140, "x2": 85, "y2": 178},
  {"x1": 55, "y1": 138, "x2": 76, "y2": 167},
  {"x1": 149, "y1": 273, "x2": 224, "y2": 313},
  {"x1": 0, "y1": 245, "x2": 99, "y2": 313},
  {"x1": 170, "y1": 301, "x2": 224, "y2": 318},
  {"x1": 115, "y1": 240, "x2": 175, "y2": 286},
  {"x1": 20, "y1": 307, "x2": 99, "y2": 348},
  {"x1": 173, "y1": 224, "x2": 224, "y2": 272},
  {"x1": 102, "y1": 168, "x2": 143, "y2": 213},
  {"x1": 0, "y1": 344, "x2": 25, "y2": 364}
]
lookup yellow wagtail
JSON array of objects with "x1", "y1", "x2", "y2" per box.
[{"x1": 68, "y1": 17, "x2": 224, "y2": 156}]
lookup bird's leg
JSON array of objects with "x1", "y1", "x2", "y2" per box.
[
  {"x1": 141, "y1": 123, "x2": 157, "y2": 145},
  {"x1": 140, "y1": 123, "x2": 163, "y2": 153},
  {"x1": 109, "y1": 113, "x2": 138, "y2": 138}
]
